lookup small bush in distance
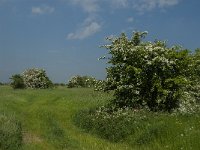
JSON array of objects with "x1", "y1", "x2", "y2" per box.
[
  {"x1": 10, "y1": 74, "x2": 25, "y2": 89},
  {"x1": 67, "y1": 75, "x2": 96, "y2": 88},
  {"x1": 22, "y1": 68, "x2": 53, "y2": 89}
]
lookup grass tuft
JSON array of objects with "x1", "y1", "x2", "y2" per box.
[{"x1": 0, "y1": 112, "x2": 22, "y2": 150}]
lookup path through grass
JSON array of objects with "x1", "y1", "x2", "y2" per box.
[
  {"x1": 0, "y1": 86, "x2": 132, "y2": 150},
  {"x1": 1, "y1": 86, "x2": 200, "y2": 150}
]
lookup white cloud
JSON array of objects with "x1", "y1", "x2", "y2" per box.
[
  {"x1": 132, "y1": 0, "x2": 180, "y2": 13},
  {"x1": 32, "y1": 6, "x2": 55, "y2": 15},
  {"x1": 67, "y1": 17, "x2": 101, "y2": 40},
  {"x1": 110, "y1": 0, "x2": 129, "y2": 8},
  {"x1": 66, "y1": 0, "x2": 181, "y2": 40},
  {"x1": 158, "y1": 0, "x2": 180, "y2": 7},
  {"x1": 70, "y1": 0, "x2": 99, "y2": 13},
  {"x1": 127, "y1": 17, "x2": 134, "y2": 23},
  {"x1": 68, "y1": 0, "x2": 180, "y2": 14}
]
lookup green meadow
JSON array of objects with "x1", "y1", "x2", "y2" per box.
[{"x1": 0, "y1": 85, "x2": 200, "y2": 150}]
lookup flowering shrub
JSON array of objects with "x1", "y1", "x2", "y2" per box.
[
  {"x1": 67, "y1": 75, "x2": 96, "y2": 88},
  {"x1": 74, "y1": 106, "x2": 141, "y2": 142},
  {"x1": 94, "y1": 80, "x2": 106, "y2": 91},
  {"x1": 176, "y1": 91, "x2": 200, "y2": 114},
  {"x1": 22, "y1": 68, "x2": 52, "y2": 89},
  {"x1": 101, "y1": 31, "x2": 200, "y2": 112},
  {"x1": 190, "y1": 49, "x2": 200, "y2": 102}
]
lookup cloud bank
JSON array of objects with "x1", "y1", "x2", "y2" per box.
[{"x1": 67, "y1": 0, "x2": 181, "y2": 40}]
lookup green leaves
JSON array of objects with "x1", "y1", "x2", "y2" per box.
[
  {"x1": 67, "y1": 75, "x2": 97, "y2": 88},
  {"x1": 10, "y1": 74, "x2": 25, "y2": 89},
  {"x1": 101, "y1": 31, "x2": 200, "y2": 112}
]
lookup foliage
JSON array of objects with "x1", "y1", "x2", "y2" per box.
[
  {"x1": 0, "y1": 86, "x2": 120, "y2": 150},
  {"x1": 0, "y1": 113, "x2": 22, "y2": 150},
  {"x1": 1, "y1": 86, "x2": 200, "y2": 149},
  {"x1": 54, "y1": 83, "x2": 66, "y2": 87},
  {"x1": 74, "y1": 105, "x2": 200, "y2": 149},
  {"x1": 22, "y1": 68, "x2": 53, "y2": 89},
  {"x1": 10, "y1": 74, "x2": 25, "y2": 89},
  {"x1": 74, "y1": 106, "x2": 138, "y2": 142},
  {"x1": 193, "y1": 49, "x2": 200, "y2": 98},
  {"x1": 94, "y1": 80, "x2": 107, "y2": 91},
  {"x1": 101, "y1": 31, "x2": 200, "y2": 112},
  {"x1": 67, "y1": 75, "x2": 96, "y2": 88}
]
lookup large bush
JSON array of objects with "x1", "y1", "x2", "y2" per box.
[
  {"x1": 191, "y1": 49, "x2": 200, "y2": 89},
  {"x1": 10, "y1": 74, "x2": 25, "y2": 89},
  {"x1": 22, "y1": 68, "x2": 53, "y2": 89},
  {"x1": 101, "y1": 31, "x2": 199, "y2": 112}
]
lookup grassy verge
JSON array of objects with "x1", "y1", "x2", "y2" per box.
[
  {"x1": 0, "y1": 86, "x2": 132, "y2": 150},
  {"x1": 74, "y1": 106, "x2": 200, "y2": 150},
  {"x1": 1, "y1": 85, "x2": 200, "y2": 150}
]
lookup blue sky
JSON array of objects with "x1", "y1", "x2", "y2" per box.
[{"x1": 0, "y1": 0, "x2": 200, "y2": 83}]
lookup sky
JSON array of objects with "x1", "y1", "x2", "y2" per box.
[{"x1": 0, "y1": 0, "x2": 200, "y2": 83}]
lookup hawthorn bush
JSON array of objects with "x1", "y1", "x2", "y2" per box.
[
  {"x1": 101, "y1": 31, "x2": 200, "y2": 112},
  {"x1": 22, "y1": 68, "x2": 53, "y2": 89},
  {"x1": 67, "y1": 75, "x2": 96, "y2": 88}
]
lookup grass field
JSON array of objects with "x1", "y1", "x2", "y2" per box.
[{"x1": 0, "y1": 86, "x2": 200, "y2": 150}]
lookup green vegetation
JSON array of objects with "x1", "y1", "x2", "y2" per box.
[
  {"x1": 0, "y1": 113, "x2": 22, "y2": 150},
  {"x1": 0, "y1": 86, "x2": 200, "y2": 150},
  {"x1": 22, "y1": 68, "x2": 53, "y2": 89},
  {"x1": 74, "y1": 107, "x2": 200, "y2": 149},
  {"x1": 10, "y1": 74, "x2": 25, "y2": 89},
  {"x1": 1, "y1": 31, "x2": 200, "y2": 150},
  {"x1": 67, "y1": 75, "x2": 96, "y2": 88},
  {"x1": 101, "y1": 31, "x2": 200, "y2": 112},
  {"x1": 0, "y1": 86, "x2": 129, "y2": 150}
]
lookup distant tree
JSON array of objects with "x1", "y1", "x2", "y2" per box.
[{"x1": 10, "y1": 74, "x2": 25, "y2": 89}]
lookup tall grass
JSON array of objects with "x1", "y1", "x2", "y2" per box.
[
  {"x1": 0, "y1": 86, "x2": 132, "y2": 150},
  {"x1": 0, "y1": 112, "x2": 22, "y2": 150},
  {"x1": 74, "y1": 106, "x2": 200, "y2": 150},
  {"x1": 0, "y1": 85, "x2": 200, "y2": 150}
]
